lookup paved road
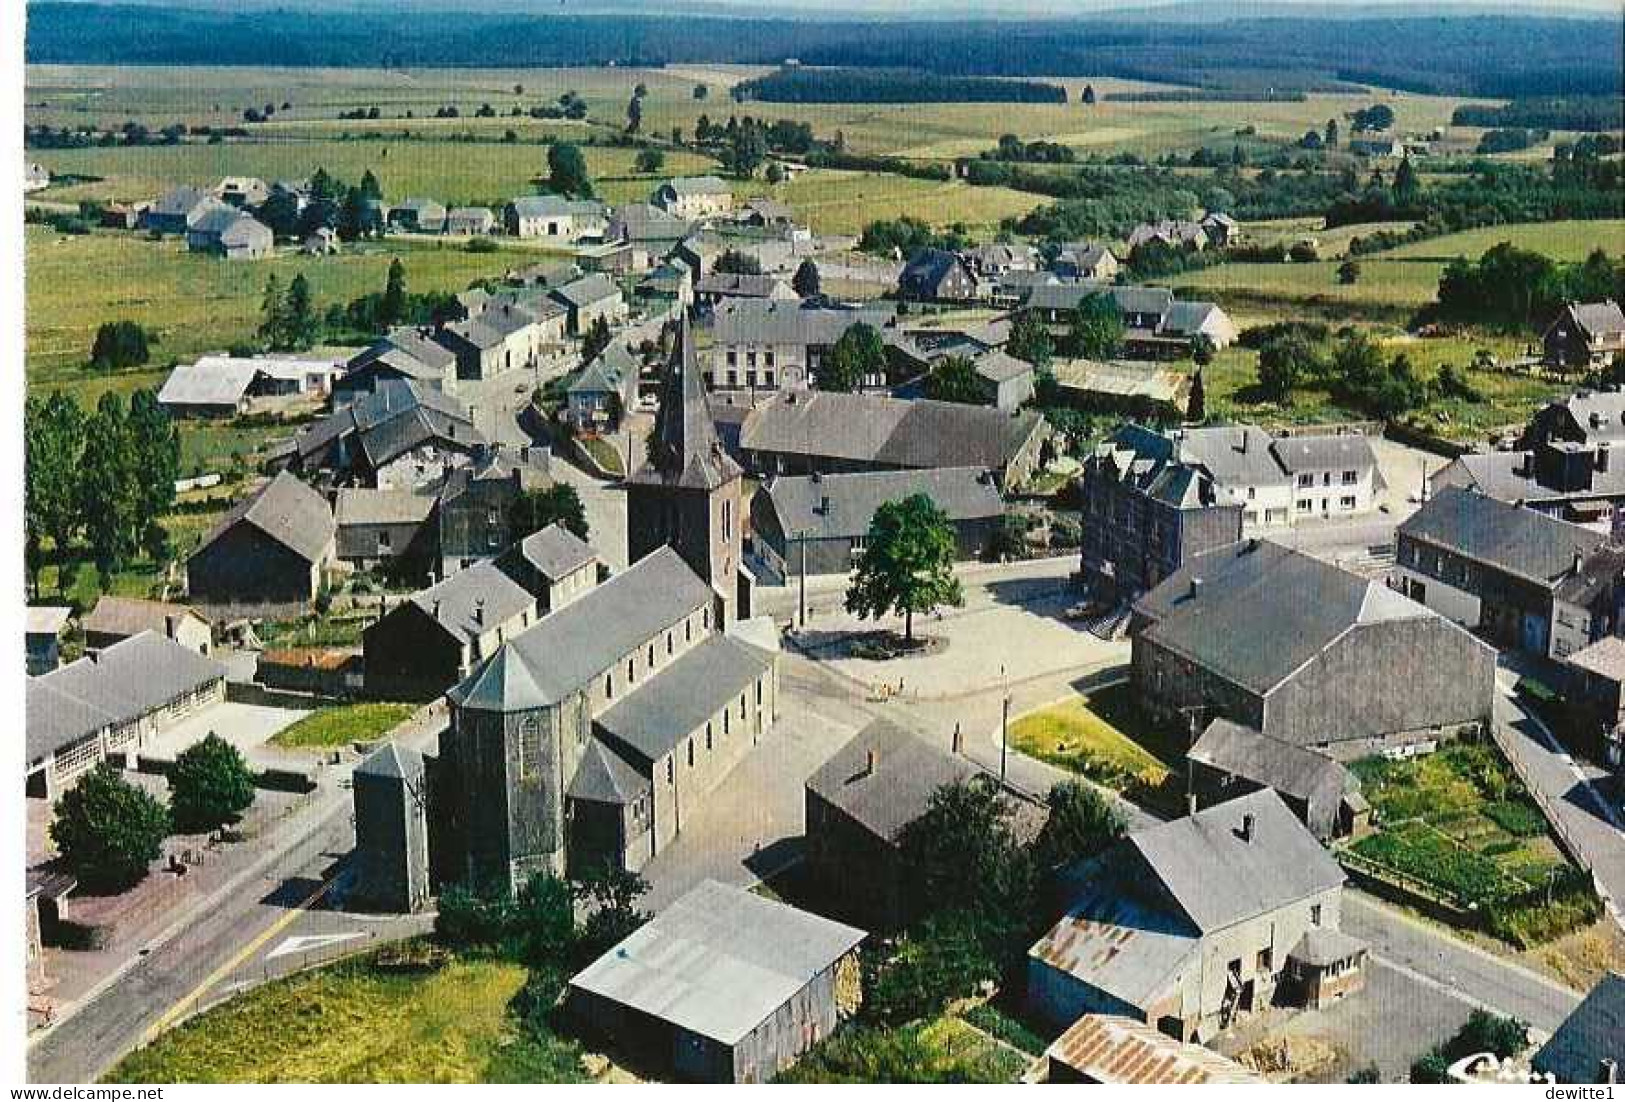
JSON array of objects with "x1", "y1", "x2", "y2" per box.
[{"x1": 1492, "y1": 680, "x2": 1625, "y2": 928}]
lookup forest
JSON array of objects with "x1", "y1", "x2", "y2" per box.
[
  {"x1": 734, "y1": 68, "x2": 1066, "y2": 105},
  {"x1": 25, "y1": 5, "x2": 1623, "y2": 100}
]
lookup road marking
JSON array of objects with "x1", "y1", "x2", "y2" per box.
[
  {"x1": 266, "y1": 931, "x2": 367, "y2": 961},
  {"x1": 143, "y1": 875, "x2": 334, "y2": 1042}
]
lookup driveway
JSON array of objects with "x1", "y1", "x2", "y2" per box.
[{"x1": 138, "y1": 701, "x2": 310, "y2": 767}]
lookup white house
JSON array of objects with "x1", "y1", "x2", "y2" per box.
[{"x1": 505, "y1": 196, "x2": 609, "y2": 242}]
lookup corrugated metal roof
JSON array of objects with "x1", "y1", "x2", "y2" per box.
[
  {"x1": 569, "y1": 879, "x2": 865, "y2": 1045},
  {"x1": 1045, "y1": 1015, "x2": 1263, "y2": 1084}
]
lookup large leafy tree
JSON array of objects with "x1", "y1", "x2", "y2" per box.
[
  {"x1": 24, "y1": 391, "x2": 85, "y2": 595},
  {"x1": 1067, "y1": 293, "x2": 1124, "y2": 359},
  {"x1": 90, "y1": 320, "x2": 153, "y2": 371},
  {"x1": 546, "y1": 142, "x2": 594, "y2": 198},
  {"x1": 169, "y1": 733, "x2": 257, "y2": 832},
  {"x1": 923, "y1": 355, "x2": 984, "y2": 405},
  {"x1": 1006, "y1": 310, "x2": 1053, "y2": 371},
  {"x1": 79, "y1": 392, "x2": 141, "y2": 575},
  {"x1": 50, "y1": 763, "x2": 171, "y2": 892},
  {"x1": 845, "y1": 493, "x2": 964, "y2": 642},
  {"x1": 817, "y1": 322, "x2": 886, "y2": 392},
  {"x1": 510, "y1": 484, "x2": 589, "y2": 543},
  {"x1": 573, "y1": 862, "x2": 651, "y2": 963},
  {"x1": 1031, "y1": 780, "x2": 1125, "y2": 872}
]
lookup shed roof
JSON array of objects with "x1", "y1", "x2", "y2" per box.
[
  {"x1": 1188, "y1": 718, "x2": 1353, "y2": 810},
  {"x1": 568, "y1": 738, "x2": 650, "y2": 805},
  {"x1": 1533, "y1": 972, "x2": 1625, "y2": 1084},
  {"x1": 83, "y1": 597, "x2": 208, "y2": 640},
  {"x1": 503, "y1": 523, "x2": 597, "y2": 582},
  {"x1": 406, "y1": 562, "x2": 535, "y2": 640},
  {"x1": 569, "y1": 879, "x2": 865, "y2": 1046},
  {"x1": 1045, "y1": 1015, "x2": 1263, "y2": 1084},
  {"x1": 1566, "y1": 635, "x2": 1625, "y2": 684}
]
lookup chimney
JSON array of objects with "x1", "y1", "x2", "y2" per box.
[
  {"x1": 1188, "y1": 576, "x2": 1204, "y2": 599},
  {"x1": 866, "y1": 747, "x2": 878, "y2": 775},
  {"x1": 432, "y1": 598, "x2": 442, "y2": 619},
  {"x1": 474, "y1": 597, "x2": 485, "y2": 626},
  {"x1": 1601, "y1": 1059, "x2": 1619, "y2": 1085},
  {"x1": 1599, "y1": 443, "x2": 1610, "y2": 473},
  {"x1": 1240, "y1": 812, "x2": 1256, "y2": 842},
  {"x1": 952, "y1": 726, "x2": 963, "y2": 754}
]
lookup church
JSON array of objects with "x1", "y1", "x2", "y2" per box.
[{"x1": 352, "y1": 317, "x2": 781, "y2": 905}]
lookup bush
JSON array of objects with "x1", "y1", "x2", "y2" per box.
[
  {"x1": 865, "y1": 912, "x2": 1000, "y2": 1026},
  {"x1": 90, "y1": 320, "x2": 154, "y2": 370},
  {"x1": 465, "y1": 236, "x2": 499, "y2": 253}
]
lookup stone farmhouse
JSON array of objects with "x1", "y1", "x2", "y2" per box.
[
  {"x1": 1029, "y1": 790, "x2": 1365, "y2": 1043},
  {"x1": 567, "y1": 880, "x2": 864, "y2": 1083},
  {"x1": 1130, "y1": 539, "x2": 1497, "y2": 755},
  {"x1": 187, "y1": 472, "x2": 336, "y2": 610},
  {"x1": 703, "y1": 299, "x2": 894, "y2": 394},
  {"x1": 1545, "y1": 301, "x2": 1625, "y2": 370},
  {"x1": 504, "y1": 195, "x2": 608, "y2": 242},
  {"x1": 158, "y1": 354, "x2": 341, "y2": 418},
  {"x1": 185, "y1": 205, "x2": 273, "y2": 259},
  {"x1": 388, "y1": 199, "x2": 447, "y2": 234},
  {"x1": 492, "y1": 524, "x2": 600, "y2": 615},
  {"x1": 550, "y1": 273, "x2": 627, "y2": 336},
  {"x1": 1023, "y1": 284, "x2": 1237, "y2": 358},
  {"x1": 290, "y1": 379, "x2": 486, "y2": 490},
  {"x1": 651, "y1": 175, "x2": 735, "y2": 221},
  {"x1": 1187, "y1": 718, "x2": 1368, "y2": 842},
  {"x1": 339, "y1": 328, "x2": 461, "y2": 399},
  {"x1": 1053, "y1": 242, "x2": 1120, "y2": 282}
]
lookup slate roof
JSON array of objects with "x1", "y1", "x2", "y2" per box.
[
  {"x1": 1565, "y1": 635, "x2": 1625, "y2": 683},
  {"x1": 972, "y1": 349, "x2": 1034, "y2": 385},
  {"x1": 508, "y1": 195, "x2": 605, "y2": 219},
  {"x1": 1441, "y1": 448, "x2": 1625, "y2": 505},
  {"x1": 1399, "y1": 486, "x2": 1603, "y2": 589},
  {"x1": 1133, "y1": 540, "x2": 1436, "y2": 696},
  {"x1": 709, "y1": 298, "x2": 891, "y2": 347},
  {"x1": 1533, "y1": 972, "x2": 1624, "y2": 1084},
  {"x1": 1045, "y1": 1015, "x2": 1263, "y2": 1085},
  {"x1": 356, "y1": 742, "x2": 425, "y2": 782},
  {"x1": 806, "y1": 718, "x2": 979, "y2": 842},
  {"x1": 334, "y1": 488, "x2": 436, "y2": 527},
  {"x1": 569, "y1": 738, "x2": 650, "y2": 805},
  {"x1": 609, "y1": 203, "x2": 693, "y2": 243},
  {"x1": 1270, "y1": 432, "x2": 1381, "y2": 478},
  {"x1": 1561, "y1": 301, "x2": 1625, "y2": 340},
  {"x1": 345, "y1": 329, "x2": 458, "y2": 383},
  {"x1": 83, "y1": 597, "x2": 207, "y2": 640},
  {"x1": 1189, "y1": 718, "x2": 1354, "y2": 810},
  {"x1": 448, "y1": 547, "x2": 714, "y2": 711},
  {"x1": 195, "y1": 472, "x2": 335, "y2": 565},
  {"x1": 300, "y1": 378, "x2": 484, "y2": 470},
  {"x1": 630, "y1": 317, "x2": 742, "y2": 492},
  {"x1": 739, "y1": 391, "x2": 1044, "y2": 475},
  {"x1": 566, "y1": 342, "x2": 639, "y2": 398},
  {"x1": 504, "y1": 523, "x2": 597, "y2": 582},
  {"x1": 551, "y1": 273, "x2": 620, "y2": 309},
  {"x1": 407, "y1": 562, "x2": 534, "y2": 640},
  {"x1": 28, "y1": 632, "x2": 225, "y2": 765},
  {"x1": 569, "y1": 879, "x2": 865, "y2": 1046},
  {"x1": 595, "y1": 634, "x2": 774, "y2": 763},
  {"x1": 149, "y1": 185, "x2": 212, "y2": 219},
  {"x1": 1171, "y1": 426, "x2": 1287, "y2": 487},
  {"x1": 764, "y1": 467, "x2": 1003, "y2": 541},
  {"x1": 660, "y1": 175, "x2": 732, "y2": 197},
  {"x1": 899, "y1": 248, "x2": 975, "y2": 297},
  {"x1": 693, "y1": 272, "x2": 790, "y2": 299}
]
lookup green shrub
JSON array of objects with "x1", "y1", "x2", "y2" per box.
[{"x1": 1483, "y1": 800, "x2": 1546, "y2": 838}]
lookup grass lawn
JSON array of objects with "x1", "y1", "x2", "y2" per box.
[
  {"x1": 1009, "y1": 683, "x2": 1180, "y2": 811},
  {"x1": 108, "y1": 949, "x2": 593, "y2": 1084},
  {"x1": 578, "y1": 434, "x2": 625, "y2": 477},
  {"x1": 772, "y1": 169, "x2": 1045, "y2": 237},
  {"x1": 271, "y1": 702, "x2": 416, "y2": 750}
]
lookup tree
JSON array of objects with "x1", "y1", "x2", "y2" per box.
[
  {"x1": 264, "y1": 273, "x2": 318, "y2": 351},
  {"x1": 380, "y1": 258, "x2": 408, "y2": 327},
  {"x1": 79, "y1": 392, "x2": 141, "y2": 574},
  {"x1": 511, "y1": 872, "x2": 577, "y2": 970},
  {"x1": 791, "y1": 258, "x2": 821, "y2": 298},
  {"x1": 765, "y1": 162, "x2": 785, "y2": 185},
  {"x1": 1007, "y1": 310, "x2": 1054, "y2": 371},
  {"x1": 257, "y1": 189, "x2": 301, "y2": 238},
  {"x1": 90, "y1": 320, "x2": 152, "y2": 370},
  {"x1": 1067, "y1": 293, "x2": 1123, "y2": 359},
  {"x1": 1338, "y1": 259, "x2": 1361, "y2": 285},
  {"x1": 724, "y1": 127, "x2": 766, "y2": 179},
  {"x1": 580, "y1": 315, "x2": 613, "y2": 364},
  {"x1": 866, "y1": 911, "x2": 1000, "y2": 1026},
  {"x1": 359, "y1": 168, "x2": 383, "y2": 200},
  {"x1": 509, "y1": 484, "x2": 589, "y2": 542},
  {"x1": 1081, "y1": 84, "x2": 1096, "y2": 105},
  {"x1": 634, "y1": 147, "x2": 665, "y2": 174},
  {"x1": 1257, "y1": 333, "x2": 1319, "y2": 404},
  {"x1": 546, "y1": 142, "x2": 594, "y2": 198},
  {"x1": 126, "y1": 389, "x2": 180, "y2": 533},
  {"x1": 818, "y1": 322, "x2": 886, "y2": 392},
  {"x1": 845, "y1": 494, "x2": 965, "y2": 643},
  {"x1": 574, "y1": 862, "x2": 650, "y2": 962},
  {"x1": 337, "y1": 186, "x2": 380, "y2": 241},
  {"x1": 1031, "y1": 780, "x2": 1125, "y2": 872},
  {"x1": 50, "y1": 763, "x2": 171, "y2": 892},
  {"x1": 1190, "y1": 333, "x2": 1216, "y2": 367},
  {"x1": 693, "y1": 83, "x2": 708, "y2": 100},
  {"x1": 713, "y1": 249, "x2": 762, "y2": 276},
  {"x1": 1350, "y1": 103, "x2": 1395, "y2": 132},
  {"x1": 1186, "y1": 368, "x2": 1206, "y2": 423},
  {"x1": 169, "y1": 732, "x2": 256, "y2": 832},
  {"x1": 624, "y1": 91, "x2": 643, "y2": 135},
  {"x1": 24, "y1": 391, "x2": 85, "y2": 595},
  {"x1": 1324, "y1": 118, "x2": 1340, "y2": 147},
  {"x1": 924, "y1": 355, "x2": 984, "y2": 404},
  {"x1": 1393, "y1": 156, "x2": 1420, "y2": 201}
]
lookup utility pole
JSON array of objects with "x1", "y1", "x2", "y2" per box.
[
  {"x1": 798, "y1": 531, "x2": 808, "y2": 628},
  {"x1": 1000, "y1": 664, "x2": 1010, "y2": 784}
]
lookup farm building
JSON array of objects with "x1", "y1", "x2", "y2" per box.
[
  {"x1": 493, "y1": 523, "x2": 599, "y2": 614},
  {"x1": 82, "y1": 597, "x2": 212, "y2": 656},
  {"x1": 651, "y1": 176, "x2": 734, "y2": 221},
  {"x1": 1187, "y1": 718, "x2": 1368, "y2": 841},
  {"x1": 158, "y1": 354, "x2": 340, "y2": 418},
  {"x1": 187, "y1": 472, "x2": 336, "y2": 610},
  {"x1": 1041, "y1": 1015, "x2": 1262, "y2": 1084},
  {"x1": 568, "y1": 880, "x2": 865, "y2": 1083},
  {"x1": 505, "y1": 195, "x2": 607, "y2": 242}
]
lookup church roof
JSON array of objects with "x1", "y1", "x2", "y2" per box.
[{"x1": 629, "y1": 315, "x2": 742, "y2": 492}]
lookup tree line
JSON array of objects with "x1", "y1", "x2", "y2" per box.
[{"x1": 735, "y1": 67, "x2": 1066, "y2": 105}]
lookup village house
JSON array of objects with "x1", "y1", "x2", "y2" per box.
[
  {"x1": 504, "y1": 195, "x2": 608, "y2": 242},
  {"x1": 1531, "y1": 972, "x2": 1625, "y2": 1085},
  {"x1": 803, "y1": 718, "x2": 982, "y2": 930},
  {"x1": 333, "y1": 488, "x2": 437, "y2": 575},
  {"x1": 1199, "y1": 212, "x2": 1242, "y2": 247},
  {"x1": 1022, "y1": 284, "x2": 1237, "y2": 358},
  {"x1": 704, "y1": 299, "x2": 894, "y2": 394},
  {"x1": 434, "y1": 303, "x2": 541, "y2": 381},
  {"x1": 387, "y1": 198, "x2": 447, "y2": 234},
  {"x1": 608, "y1": 202, "x2": 694, "y2": 251},
  {"x1": 188, "y1": 472, "x2": 336, "y2": 610},
  {"x1": 737, "y1": 196, "x2": 798, "y2": 231},
  {"x1": 215, "y1": 176, "x2": 269, "y2": 208},
  {"x1": 1131, "y1": 539, "x2": 1496, "y2": 754},
  {"x1": 158, "y1": 354, "x2": 341, "y2": 418},
  {"x1": 567, "y1": 880, "x2": 865, "y2": 1083},
  {"x1": 1040, "y1": 1015, "x2": 1263, "y2": 1084},
  {"x1": 565, "y1": 342, "x2": 641, "y2": 431},
  {"x1": 969, "y1": 349, "x2": 1037, "y2": 409},
  {"x1": 140, "y1": 185, "x2": 217, "y2": 234},
  {"x1": 493, "y1": 523, "x2": 599, "y2": 614},
  {"x1": 443, "y1": 206, "x2": 495, "y2": 237},
  {"x1": 673, "y1": 231, "x2": 795, "y2": 281},
  {"x1": 338, "y1": 328, "x2": 461, "y2": 399},
  {"x1": 1050, "y1": 359, "x2": 1188, "y2": 422},
  {"x1": 966, "y1": 242, "x2": 1039, "y2": 278},
  {"x1": 692, "y1": 272, "x2": 797, "y2": 308},
  {"x1": 651, "y1": 175, "x2": 735, "y2": 221},
  {"x1": 1127, "y1": 220, "x2": 1210, "y2": 254},
  {"x1": 82, "y1": 597, "x2": 212, "y2": 656},
  {"x1": 291, "y1": 379, "x2": 486, "y2": 489},
  {"x1": 24, "y1": 607, "x2": 70, "y2": 676},
  {"x1": 1053, "y1": 242, "x2": 1120, "y2": 282},
  {"x1": 1394, "y1": 486, "x2": 1620, "y2": 660},
  {"x1": 1187, "y1": 718, "x2": 1368, "y2": 842},
  {"x1": 549, "y1": 274, "x2": 627, "y2": 336},
  {"x1": 737, "y1": 390, "x2": 1048, "y2": 490},
  {"x1": 362, "y1": 562, "x2": 539, "y2": 700},
  {"x1": 185, "y1": 205, "x2": 273, "y2": 259},
  {"x1": 302, "y1": 226, "x2": 340, "y2": 255},
  {"x1": 1562, "y1": 636, "x2": 1625, "y2": 782},
  {"x1": 1077, "y1": 424, "x2": 1245, "y2": 606},
  {"x1": 1545, "y1": 301, "x2": 1625, "y2": 371},
  {"x1": 1029, "y1": 790, "x2": 1364, "y2": 1042},
  {"x1": 434, "y1": 448, "x2": 553, "y2": 577},
  {"x1": 98, "y1": 202, "x2": 146, "y2": 230},
  {"x1": 474, "y1": 286, "x2": 571, "y2": 347},
  {"x1": 1166, "y1": 425, "x2": 1382, "y2": 528},
  {"x1": 897, "y1": 249, "x2": 981, "y2": 302},
  {"x1": 752, "y1": 466, "x2": 1005, "y2": 579},
  {"x1": 577, "y1": 240, "x2": 647, "y2": 276},
  {"x1": 26, "y1": 632, "x2": 226, "y2": 799}
]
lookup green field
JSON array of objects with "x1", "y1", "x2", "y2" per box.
[
  {"x1": 108, "y1": 950, "x2": 594, "y2": 1084},
  {"x1": 270, "y1": 703, "x2": 416, "y2": 750},
  {"x1": 775, "y1": 169, "x2": 1044, "y2": 236}
]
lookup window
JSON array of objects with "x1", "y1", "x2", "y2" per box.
[
  {"x1": 686, "y1": 620, "x2": 693, "y2": 642},
  {"x1": 1310, "y1": 903, "x2": 1323, "y2": 927},
  {"x1": 1256, "y1": 947, "x2": 1273, "y2": 973},
  {"x1": 747, "y1": 351, "x2": 757, "y2": 368},
  {"x1": 627, "y1": 658, "x2": 634, "y2": 682},
  {"x1": 1247, "y1": 487, "x2": 1255, "y2": 500},
  {"x1": 1342, "y1": 470, "x2": 1358, "y2": 484},
  {"x1": 723, "y1": 709, "x2": 730, "y2": 735},
  {"x1": 648, "y1": 644, "x2": 655, "y2": 666},
  {"x1": 727, "y1": 371, "x2": 738, "y2": 387},
  {"x1": 1322, "y1": 471, "x2": 1331, "y2": 486},
  {"x1": 723, "y1": 499, "x2": 733, "y2": 538},
  {"x1": 687, "y1": 740, "x2": 694, "y2": 768},
  {"x1": 706, "y1": 722, "x2": 713, "y2": 750},
  {"x1": 604, "y1": 674, "x2": 613, "y2": 700},
  {"x1": 727, "y1": 350, "x2": 738, "y2": 366},
  {"x1": 746, "y1": 371, "x2": 757, "y2": 388},
  {"x1": 377, "y1": 531, "x2": 392, "y2": 552},
  {"x1": 765, "y1": 372, "x2": 776, "y2": 389},
  {"x1": 1340, "y1": 496, "x2": 1356, "y2": 509},
  {"x1": 765, "y1": 351, "x2": 775, "y2": 367},
  {"x1": 667, "y1": 757, "x2": 674, "y2": 783},
  {"x1": 666, "y1": 632, "x2": 673, "y2": 655},
  {"x1": 1298, "y1": 473, "x2": 1314, "y2": 488},
  {"x1": 1297, "y1": 499, "x2": 1312, "y2": 512}
]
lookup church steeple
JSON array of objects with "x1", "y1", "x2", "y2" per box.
[{"x1": 634, "y1": 314, "x2": 742, "y2": 491}]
